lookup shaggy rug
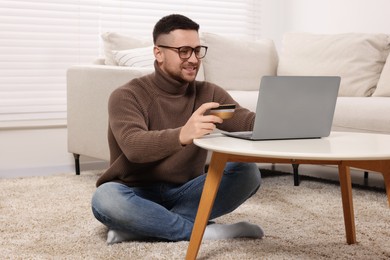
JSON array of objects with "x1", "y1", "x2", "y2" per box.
[{"x1": 0, "y1": 170, "x2": 389, "y2": 259}]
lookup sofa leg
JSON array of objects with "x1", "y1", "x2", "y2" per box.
[
  {"x1": 363, "y1": 171, "x2": 369, "y2": 185},
  {"x1": 292, "y1": 163, "x2": 300, "y2": 186},
  {"x1": 73, "y1": 153, "x2": 81, "y2": 175}
]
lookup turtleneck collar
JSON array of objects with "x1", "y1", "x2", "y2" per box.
[{"x1": 152, "y1": 61, "x2": 192, "y2": 95}]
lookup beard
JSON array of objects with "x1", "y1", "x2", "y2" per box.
[{"x1": 168, "y1": 62, "x2": 199, "y2": 83}]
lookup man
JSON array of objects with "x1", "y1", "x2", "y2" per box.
[{"x1": 92, "y1": 14, "x2": 263, "y2": 244}]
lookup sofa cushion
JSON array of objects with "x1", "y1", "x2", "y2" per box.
[
  {"x1": 332, "y1": 97, "x2": 390, "y2": 134},
  {"x1": 101, "y1": 32, "x2": 152, "y2": 65},
  {"x1": 201, "y1": 32, "x2": 278, "y2": 91},
  {"x1": 227, "y1": 90, "x2": 258, "y2": 112},
  {"x1": 112, "y1": 46, "x2": 155, "y2": 67},
  {"x1": 277, "y1": 33, "x2": 390, "y2": 97},
  {"x1": 373, "y1": 53, "x2": 390, "y2": 96}
]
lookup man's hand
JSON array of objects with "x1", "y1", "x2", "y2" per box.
[{"x1": 179, "y1": 102, "x2": 223, "y2": 145}]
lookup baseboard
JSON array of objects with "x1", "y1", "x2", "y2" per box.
[
  {"x1": 0, "y1": 160, "x2": 109, "y2": 178},
  {"x1": 1, "y1": 161, "x2": 385, "y2": 191}
]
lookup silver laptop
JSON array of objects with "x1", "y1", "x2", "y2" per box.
[{"x1": 223, "y1": 76, "x2": 341, "y2": 140}]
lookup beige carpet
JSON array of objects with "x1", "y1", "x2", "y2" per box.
[{"x1": 1, "y1": 170, "x2": 389, "y2": 260}]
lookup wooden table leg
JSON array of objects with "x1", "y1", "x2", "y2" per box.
[
  {"x1": 338, "y1": 163, "x2": 356, "y2": 244},
  {"x1": 378, "y1": 161, "x2": 390, "y2": 207},
  {"x1": 185, "y1": 152, "x2": 228, "y2": 260},
  {"x1": 344, "y1": 159, "x2": 390, "y2": 207},
  {"x1": 382, "y1": 173, "x2": 390, "y2": 207}
]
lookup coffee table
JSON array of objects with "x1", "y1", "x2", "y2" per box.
[{"x1": 186, "y1": 131, "x2": 390, "y2": 260}]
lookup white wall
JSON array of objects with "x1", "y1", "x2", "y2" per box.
[
  {"x1": 283, "y1": 0, "x2": 390, "y2": 34},
  {"x1": 0, "y1": 127, "x2": 108, "y2": 178},
  {"x1": 261, "y1": 0, "x2": 390, "y2": 49}
]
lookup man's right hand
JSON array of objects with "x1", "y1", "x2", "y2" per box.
[{"x1": 179, "y1": 102, "x2": 223, "y2": 145}]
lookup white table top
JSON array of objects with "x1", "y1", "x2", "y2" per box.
[{"x1": 194, "y1": 131, "x2": 390, "y2": 160}]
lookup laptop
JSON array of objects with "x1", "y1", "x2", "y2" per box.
[{"x1": 223, "y1": 76, "x2": 341, "y2": 140}]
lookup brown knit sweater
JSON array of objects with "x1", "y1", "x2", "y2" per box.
[{"x1": 96, "y1": 63, "x2": 255, "y2": 187}]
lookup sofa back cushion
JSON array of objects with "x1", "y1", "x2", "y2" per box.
[
  {"x1": 201, "y1": 32, "x2": 278, "y2": 91},
  {"x1": 373, "y1": 52, "x2": 390, "y2": 96},
  {"x1": 101, "y1": 32, "x2": 152, "y2": 65},
  {"x1": 277, "y1": 33, "x2": 390, "y2": 97},
  {"x1": 112, "y1": 45, "x2": 155, "y2": 67}
]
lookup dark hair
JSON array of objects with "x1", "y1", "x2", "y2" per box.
[{"x1": 153, "y1": 14, "x2": 199, "y2": 44}]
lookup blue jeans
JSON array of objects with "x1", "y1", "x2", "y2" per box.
[{"x1": 91, "y1": 162, "x2": 261, "y2": 241}]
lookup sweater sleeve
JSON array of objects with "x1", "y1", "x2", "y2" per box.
[{"x1": 108, "y1": 85, "x2": 183, "y2": 164}]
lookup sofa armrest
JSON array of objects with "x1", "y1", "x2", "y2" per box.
[{"x1": 67, "y1": 65, "x2": 153, "y2": 161}]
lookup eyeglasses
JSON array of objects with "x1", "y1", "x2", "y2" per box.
[{"x1": 157, "y1": 45, "x2": 208, "y2": 60}]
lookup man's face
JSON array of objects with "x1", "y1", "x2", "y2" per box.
[{"x1": 154, "y1": 29, "x2": 201, "y2": 83}]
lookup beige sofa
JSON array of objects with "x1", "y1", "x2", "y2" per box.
[{"x1": 67, "y1": 32, "x2": 390, "y2": 177}]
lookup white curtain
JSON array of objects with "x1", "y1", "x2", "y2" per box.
[{"x1": 0, "y1": 0, "x2": 262, "y2": 128}]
